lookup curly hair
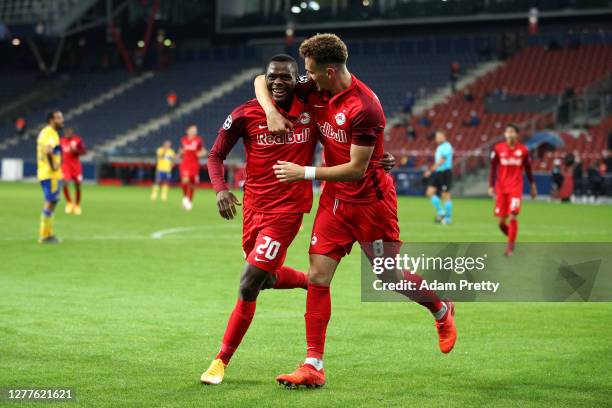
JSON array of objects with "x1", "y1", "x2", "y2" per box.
[{"x1": 299, "y1": 33, "x2": 348, "y2": 65}]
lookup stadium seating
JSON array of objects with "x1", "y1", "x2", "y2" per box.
[{"x1": 387, "y1": 44, "x2": 612, "y2": 172}]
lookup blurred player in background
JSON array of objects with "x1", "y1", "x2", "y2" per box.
[
  {"x1": 424, "y1": 130, "x2": 454, "y2": 224},
  {"x1": 179, "y1": 125, "x2": 207, "y2": 211},
  {"x1": 60, "y1": 128, "x2": 86, "y2": 215},
  {"x1": 151, "y1": 140, "x2": 175, "y2": 201},
  {"x1": 258, "y1": 33, "x2": 456, "y2": 388},
  {"x1": 37, "y1": 110, "x2": 64, "y2": 243},
  {"x1": 489, "y1": 124, "x2": 537, "y2": 256}
]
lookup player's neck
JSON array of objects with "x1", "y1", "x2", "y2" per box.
[
  {"x1": 275, "y1": 97, "x2": 292, "y2": 113},
  {"x1": 329, "y1": 70, "x2": 352, "y2": 95}
]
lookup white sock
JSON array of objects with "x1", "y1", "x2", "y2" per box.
[
  {"x1": 305, "y1": 357, "x2": 323, "y2": 371},
  {"x1": 433, "y1": 303, "x2": 447, "y2": 321}
]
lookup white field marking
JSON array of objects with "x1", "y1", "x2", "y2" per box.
[
  {"x1": 0, "y1": 225, "x2": 240, "y2": 241},
  {"x1": 150, "y1": 224, "x2": 237, "y2": 239}
]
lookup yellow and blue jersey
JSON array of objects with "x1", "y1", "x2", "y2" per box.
[
  {"x1": 37, "y1": 125, "x2": 62, "y2": 180},
  {"x1": 156, "y1": 147, "x2": 175, "y2": 173}
]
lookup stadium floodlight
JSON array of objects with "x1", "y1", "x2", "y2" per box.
[
  {"x1": 300, "y1": 2, "x2": 308, "y2": 8},
  {"x1": 137, "y1": 40, "x2": 145, "y2": 48},
  {"x1": 309, "y1": 1, "x2": 320, "y2": 11},
  {"x1": 163, "y1": 39, "x2": 172, "y2": 47},
  {"x1": 291, "y1": 6, "x2": 302, "y2": 13},
  {"x1": 11, "y1": 38, "x2": 21, "y2": 46}
]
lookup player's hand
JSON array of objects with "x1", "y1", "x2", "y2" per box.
[
  {"x1": 273, "y1": 161, "x2": 304, "y2": 182},
  {"x1": 423, "y1": 170, "x2": 432, "y2": 178},
  {"x1": 530, "y1": 182, "x2": 537, "y2": 199},
  {"x1": 488, "y1": 187, "x2": 495, "y2": 197},
  {"x1": 266, "y1": 110, "x2": 293, "y2": 135},
  {"x1": 216, "y1": 190, "x2": 241, "y2": 220},
  {"x1": 381, "y1": 152, "x2": 396, "y2": 173}
]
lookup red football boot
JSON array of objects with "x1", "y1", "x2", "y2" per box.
[
  {"x1": 436, "y1": 301, "x2": 457, "y2": 354},
  {"x1": 276, "y1": 364, "x2": 325, "y2": 388}
]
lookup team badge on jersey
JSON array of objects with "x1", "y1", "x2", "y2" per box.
[
  {"x1": 223, "y1": 114, "x2": 232, "y2": 130},
  {"x1": 298, "y1": 75, "x2": 309, "y2": 83},
  {"x1": 299, "y1": 112, "x2": 311, "y2": 125},
  {"x1": 311, "y1": 234, "x2": 317, "y2": 246},
  {"x1": 515, "y1": 150, "x2": 523, "y2": 157},
  {"x1": 335, "y1": 112, "x2": 346, "y2": 126}
]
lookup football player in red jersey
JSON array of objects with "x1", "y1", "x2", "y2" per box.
[
  {"x1": 488, "y1": 124, "x2": 537, "y2": 256},
  {"x1": 60, "y1": 128, "x2": 86, "y2": 215},
  {"x1": 179, "y1": 125, "x2": 207, "y2": 211},
  {"x1": 255, "y1": 33, "x2": 457, "y2": 388},
  {"x1": 200, "y1": 54, "x2": 396, "y2": 385}
]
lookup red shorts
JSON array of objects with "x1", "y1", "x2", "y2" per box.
[
  {"x1": 62, "y1": 168, "x2": 83, "y2": 182},
  {"x1": 494, "y1": 192, "x2": 522, "y2": 217},
  {"x1": 243, "y1": 208, "x2": 304, "y2": 273},
  {"x1": 180, "y1": 164, "x2": 199, "y2": 183},
  {"x1": 309, "y1": 190, "x2": 401, "y2": 262}
]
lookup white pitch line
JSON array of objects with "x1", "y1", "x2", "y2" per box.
[{"x1": 150, "y1": 224, "x2": 238, "y2": 239}]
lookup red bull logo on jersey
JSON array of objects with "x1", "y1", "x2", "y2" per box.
[
  {"x1": 318, "y1": 122, "x2": 348, "y2": 144},
  {"x1": 500, "y1": 157, "x2": 523, "y2": 166},
  {"x1": 256, "y1": 128, "x2": 311, "y2": 145}
]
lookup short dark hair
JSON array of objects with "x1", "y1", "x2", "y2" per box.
[
  {"x1": 299, "y1": 33, "x2": 348, "y2": 65},
  {"x1": 46, "y1": 110, "x2": 61, "y2": 122},
  {"x1": 506, "y1": 123, "x2": 520, "y2": 133},
  {"x1": 267, "y1": 54, "x2": 298, "y2": 75}
]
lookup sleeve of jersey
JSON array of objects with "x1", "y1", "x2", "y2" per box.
[
  {"x1": 489, "y1": 148, "x2": 499, "y2": 187},
  {"x1": 351, "y1": 106, "x2": 384, "y2": 147},
  {"x1": 523, "y1": 150, "x2": 534, "y2": 184},
  {"x1": 295, "y1": 76, "x2": 317, "y2": 101},
  {"x1": 208, "y1": 109, "x2": 244, "y2": 193},
  {"x1": 78, "y1": 139, "x2": 87, "y2": 155}
]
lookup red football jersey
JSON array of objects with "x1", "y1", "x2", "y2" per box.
[
  {"x1": 489, "y1": 141, "x2": 533, "y2": 194},
  {"x1": 60, "y1": 136, "x2": 86, "y2": 174},
  {"x1": 208, "y1": 97, "x2": 317, "y2": 213},
  {"x1": 180, "y1": 135, "x2": 203, "y2": 169},
  {"x1": 297, "y1": 75, "x2": 393, "y2": 203}
]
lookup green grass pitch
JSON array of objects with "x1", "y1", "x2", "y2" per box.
[{"x1": 1, "y1": 182, "x2": 611, "y2": 407}]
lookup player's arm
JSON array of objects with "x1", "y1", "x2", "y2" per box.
[
  {"x1": 45, "y1": 144, "x2": 58, "y2": 171},
  {"x1": 488, "y1": 148, "x2": 499, "y2": 197},
  {"x1": 77, "y1": 139, "x2": 87, "y2": 156},
  {"x1": 524, "y1": 151, "x2": 537, "y2": 198},
  {"x1": 208, "y1": 112, "x2": 243, "y2": 220},
  {"x1": 424, "y1": 156, "x2": 446, "y2": 177},
  {"x1": 254, "y1": 75, "x2": 293, "y2": 135},
  {"x1": 274, "y1": 144, "x2": 374, "y2": 182}
]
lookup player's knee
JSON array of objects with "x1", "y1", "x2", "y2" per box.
[
  {"x1": 239, "y1": 265, "x2": 268, "y2": 300},
  {"x1": 308, "y1": 266, "x2": 332, "y2": 286}
]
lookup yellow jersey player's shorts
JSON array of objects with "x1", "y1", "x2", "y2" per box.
[{"x1": 40, "y1": 178, "x2": 62, "y2": 203}]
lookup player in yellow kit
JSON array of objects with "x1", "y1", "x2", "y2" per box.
[
  {"x1": 151, "y1": 140, "x2": 175, "y2": 201},
  {"x1": 37, "y1": 110, "x2": 64, "y2": 243}
]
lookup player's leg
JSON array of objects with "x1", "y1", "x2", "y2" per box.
[
  {"x1": 73, "y1": 177, "x2": 82, "y2": 215},
  {"x1": 441, "y1": 191, "x2": 452, "y2": 224},
  {"x1": 441, "y1": 171, "x2": 453, "y2": 224},
  {"x1": 426, "y1": 179, "x2": 444, "y2": 222},
  {"x1": 39, "y1": 179, "x2": 61, "y2": 243},
  {"x1": 277, "y1": 194, "x2": 352, "y2": 388},
  {"x1": 495, "y1": 193, "x2": 509, "y2": 237},
  {"x1": 276, "y1": 253, "x2": 337, "y2": 389},
  {"x1": 151, "y1": 172, "x2": 160, "y2": 200},
  {"x1": 180, "y1": 170, "x2": 192, "y2": 210},
  {"x1": 188, "y1": 174, "x2": 198, "y2": 203},
  {"x1": 497, "y1": 216, "x2": 509, "y2": 236},
  {"x1": 62, "y1": 177, "x2": 73, "y2": 214},
  {"x1": 359, "y1": 191, "x2": 456, "y2": 353},
  {"x1": 202, "y1": 213, "x2": 306, "y2": 384},
  {"x1": 160, "y1": 176, "x2": 169, "y2": 201},
  {"x1": 201, "y1": 262, "x2": 269, "y2": 385}
]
